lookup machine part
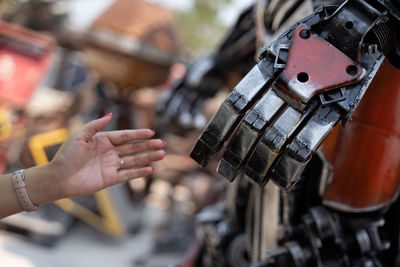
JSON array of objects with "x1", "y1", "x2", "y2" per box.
[
  {"x1": 270, "y1": 105, "x2": 341, "y2": 190},
  {"x1": 311, "y1": 0, "x2": 387, "y2": 63},
  {"x1": 191, "y1": 0, "x2": 391, "y2": 192},
  {"x1": 259, "y1": 206, "x2": 389, "y2": 267},
  {"x1": 245, "y1": 100, "x2": 318, "y2": 185},
  {"x1": 276, "y1": 24, "x2": 364, "y2": 110},
  {"x1": 157, "y1": 55, "x2": 226, "y2": 129},
  {"x1": 218, "y1": 89, "x2": 286, "y2": 181},
  {"x1": 188, "y1": 1, "x2": 400, "y2": 266},
  {"x1": 226, "y1": 234, "x2": 251, "y2": 267},
  {"x1": 252, "y1": 186, "x2": 265, "y2": 263},
  {"x1": 322, "y1": 59, "x2": 400, "y2": 212},
  {"x1": 158, "y1": 0, "x2": 321, "y2": 130},
  {"x1": 196, "y1": 202, "x2": 241, "y2": 267},
  {"x1": 190, "y1": 57, "x2": 280, "y2": 167},
  {"x1": 157, "y1": 5, "x2": 257, "y2": 130}
]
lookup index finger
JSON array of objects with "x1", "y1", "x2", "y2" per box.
[{"x1": 106, "y1": 129, "x2": 155, "y2": 145}]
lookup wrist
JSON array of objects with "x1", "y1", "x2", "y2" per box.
[{"x1": 24, "y1": 162, "x2": 63, "y2": 206}]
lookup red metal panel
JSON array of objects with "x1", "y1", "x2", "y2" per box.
[{"x1": 278, "y1": 25, "x2": 363, "y2": 105}]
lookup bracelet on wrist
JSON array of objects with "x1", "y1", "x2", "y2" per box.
[{"x1": 11, "y1": 169, "x2": 38, "y2": 212}]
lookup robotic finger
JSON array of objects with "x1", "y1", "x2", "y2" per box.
[
  {"x1": 244, "y1": 100, "x2": 318, "y2": 185},
  {"x1": 217, "y1": 88, "x2": 286, "y2": 181},
  {"x1": 190, "y1": 57, "x2": 281, "y2": 166},
  {"x1": 165, "y1": 89, "x2": 188, "y2": 119},
  {"x1": 157, "y1": 55, "x2": 226, "y2": 129},
  {"x1": 177, "y1": 95, "x2": 207, "y2": 129},
  {"x1": 270, "y1": 106, "x2": 341, "y2": 189}
]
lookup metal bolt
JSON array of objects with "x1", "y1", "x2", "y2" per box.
[
  {"x1": 362, "y1": 43, "x2": 378, "y2": 55},
  {"x1": 299, "y1": 30, "x2": 311, "y2": 39},
  {"x1": 367, "y1": 44, "x2": 378, "y2": 54}
]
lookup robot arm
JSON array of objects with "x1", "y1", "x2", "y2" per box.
[
  {"x1": 190, "y1": 0, "x2": 400, "y2": 188},
  {"x1": 157, "y1": 0, "x2": 331, "y2": 130},
  {"x1": 157, "y1": 5, "x2": 257, "y2": 129}
]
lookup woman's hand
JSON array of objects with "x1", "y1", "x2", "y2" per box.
[
  {"x1": 0, "y1": 114, "x2": 166, "y2": 218},
  {"x1": 49, "y1": 114, "x2": 166, "y2": 199}
]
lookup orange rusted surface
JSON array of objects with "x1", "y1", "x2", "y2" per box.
[{"x1": 323, "y1": 60, "x2": 400, "y2": 212}]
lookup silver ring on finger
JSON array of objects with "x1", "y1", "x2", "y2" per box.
[{"x1": 120, "y1": 157, "x2": 125, "y2": 169}]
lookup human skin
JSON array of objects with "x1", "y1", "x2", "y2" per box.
[{"x1": 0, "y1": 114, "x2": 166, "y2": 218}]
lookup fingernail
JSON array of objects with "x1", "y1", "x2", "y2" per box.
[{"x1": 102, "y1": 113, "x2": 112, "y2": 118}]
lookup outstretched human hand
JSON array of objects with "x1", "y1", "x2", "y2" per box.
[
  {"x1": 0, "y1": 113, "x2": 166, "y2": 218},
  {"x1": 50, "y1": 113, "x2": 166, "y2": 199}
]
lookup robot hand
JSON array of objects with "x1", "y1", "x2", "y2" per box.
[
  {"x1": 157, "y1": 5, "x2": 258, "y2": 131},
  {"x1": 190, "y1": 0, "x2": 397, "y2": 190},
  {"x1": 157, "y1": 55, "x2": 227, "y2": 130}
]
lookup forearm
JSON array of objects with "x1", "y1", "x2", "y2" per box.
[
  {"x1": 0, "y1": 118, "x2": 166, "y2": 218},
  {"x1": 0, "y1": 163, "x2": 61, "y2": 218}
]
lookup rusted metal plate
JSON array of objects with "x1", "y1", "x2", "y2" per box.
[{"x1": 277, "y1": 24, "x2": 363, "y2": 108}]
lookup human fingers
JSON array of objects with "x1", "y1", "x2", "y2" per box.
[
  {"x1": 117, "y1": 166, "x2": 155, "y2": 183},
  {"x1": 75, "y1": 114, "x2": 113, "y2": 141},
  {"x1": 106, "y1": 129, "x2": 155, "y2": 146},
  {"x1": 121, "y1": 150, "x2": 166, "y2": 169},
  {"x1": 116, "y1": 139, "x2": 166, "y2": 155}
]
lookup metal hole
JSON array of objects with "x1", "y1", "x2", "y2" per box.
[
  {"x1": 297, "y1": 72, "x2": 309, "y2": 83},
  {"x1": 346, "y1": 65, "x2": 358, "y2": 76},
  {"x1": 345, "y1": 21, "x2": 354, "y2": 30}
]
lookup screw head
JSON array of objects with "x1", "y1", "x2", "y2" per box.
[
  {"x1": 368, "y1": 44, "x2": 378, "y2": 54},
  {"x1": 299, "y1": 30, "x2": 311, "y2": 39}
]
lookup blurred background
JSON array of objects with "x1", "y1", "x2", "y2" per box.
[{"x1": 0, "y1": 0, "x2": 253, "y2": 266}]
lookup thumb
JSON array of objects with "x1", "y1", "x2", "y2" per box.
[{"x1": 81, "y1": 113, "x2": 112, "y2": 139}]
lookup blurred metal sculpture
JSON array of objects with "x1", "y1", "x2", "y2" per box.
[
  {"x1": 83, "y1": 0, "x2": 180, "y2": 134},
  {"x1": 83, "y1": 0, "x2": 179, "y2": 91}
]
